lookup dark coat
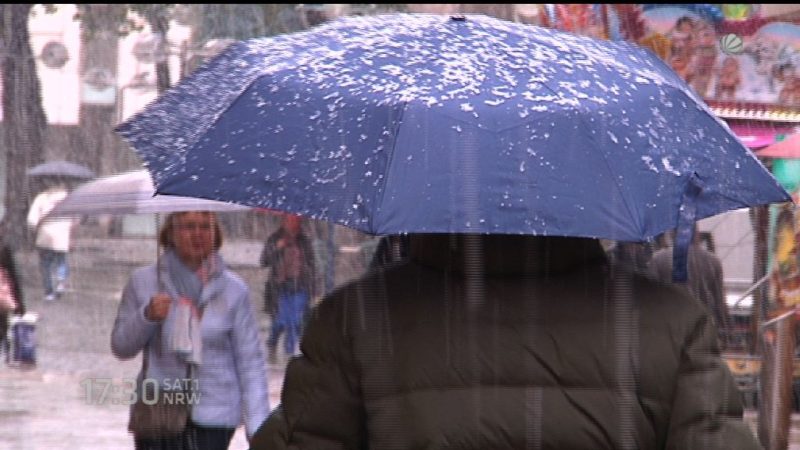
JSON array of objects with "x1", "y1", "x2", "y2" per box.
[
  {"x1": 0, "y1": 241, "x2": 25, "y2": 342},
  {"x1": 648, "y1": 244, "x2": 731, "y2": 341},
  {"x1": 252, "y1": 235, "x2": 757, "y2": 450}
]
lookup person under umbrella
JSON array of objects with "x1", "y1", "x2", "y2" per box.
[
  {"x1": 259, "y1": 214, "x2": 316, "y2": 363},
  {"x1": 26, "y1": 180, "x2": 74, "y2": 301},
  {"x1": 113, "y1": 13, "x2": 786, "y2": 449},
  {"x1": 649, "y1": 226, "x2": 731, "y2": 350},
  {"x1": 111, "y1": 211, "x2": 269, "y2": 448},
  {"x1": 252, "y1": 234, "x2": 759, "y2": 449},
  {"x1": 0, "y1": 220, "x2": 26, "y2": 363}
]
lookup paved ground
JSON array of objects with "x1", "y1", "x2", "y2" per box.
[
  {"x1": 1, "y1": 234, "x2": 799, "y2": 449},
  {"x1": 0, "y1": 236, "x2": 293, "y2": 450}
]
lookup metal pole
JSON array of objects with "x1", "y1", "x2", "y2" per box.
[{"x1": 734, "y1": 272, "x2": 772, "y2": 308}]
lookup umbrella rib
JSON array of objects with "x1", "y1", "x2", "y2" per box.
[
  {"x1": 519, "y1": 62, "x2": 642, "y2": 239},
  {"x1": 371, "y1": 102, "x2": 409, "y2": 235},
  {"x1": 575, "y1": 113, "x2": 643, "y2": 240}
]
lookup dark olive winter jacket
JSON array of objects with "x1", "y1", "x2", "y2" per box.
[{"x1": 252, "y1": 235, "x2": 758, "y2": 449}]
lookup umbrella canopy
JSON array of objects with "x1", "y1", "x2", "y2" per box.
[
  {"x1": 756, "y1": 133, "x2": 800, "y2": 159},
  {"x1": 45, "y1": 170, "x2": 248, "y2": 218},
  {"x1": 27, "y1": 160, "x2": 96, "y2": 179},
  {"x1": 117, "y1": 13, "x2": 790, "y2": 277}
]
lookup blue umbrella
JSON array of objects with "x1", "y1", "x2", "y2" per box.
[{"x1": 117, "y1": 13, "x2": 790, "y2": 280}]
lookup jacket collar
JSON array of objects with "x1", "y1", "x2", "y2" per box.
[{"x1": 157, "y1": 254, "x2": 226, "y2": 308}]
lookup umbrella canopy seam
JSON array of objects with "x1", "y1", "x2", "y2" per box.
[
  {"x1": 372, "y1": 102, "x2": 409, "y2": 235},
  {"x1": 512, "y1": 43, "x2": 643, "y2": 240},
  {"x1": 573, "y1": 104, "x2": 644, "y2": 241}
]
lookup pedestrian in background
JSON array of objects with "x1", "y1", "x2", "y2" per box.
[
  {"x1": 0, "y1": 221, "x2": 26, "y2": 363},
  {"x1": 252, "y1": 234, "x2": 758, "y2": 449},
  {"x1": 111, "y1": 211, "x2": 269, "y2": 449},
  {"x1": 649, "y1": 226, "x2": 731, "y2": 348},
  {"x1": 26, "y1": 181, "x2": 73, "y2": 302},
  {"x1": 606, "y1": 240, "x2": 654, "y2": 275},
  {"x1": 260, "y1": 214, "x2": 316, "y2": 363}
]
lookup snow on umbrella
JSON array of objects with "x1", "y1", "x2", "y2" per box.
[{"x1": 116, "y1": 13, "x2": 791, "y2": 280}]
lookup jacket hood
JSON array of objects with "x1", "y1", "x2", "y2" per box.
[{"x1": 408, "y1": 234, "x2": 608, "y2": 276}]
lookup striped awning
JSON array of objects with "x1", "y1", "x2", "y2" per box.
[{"x1": 709, "y1": 101, "x2": 800, "y2": 124}]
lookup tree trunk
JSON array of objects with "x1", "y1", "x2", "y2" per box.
[
  {"x1": 0, "y1": 4, "x2": 48, "y2": 245},
  {"x1": 143, "y1": 9, "x2": 171, "y2": 93},
  {"x1": 78, "y1": 5, "x2": 120, "y2": 176}
]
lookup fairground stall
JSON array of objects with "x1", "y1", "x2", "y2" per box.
[{"x1": 539, "y1": 4, "x2": 800, "y2": 448}]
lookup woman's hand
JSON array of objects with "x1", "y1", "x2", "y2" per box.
[{"x1": 145, "y1": 293, "x2": 171, "y2": 321}]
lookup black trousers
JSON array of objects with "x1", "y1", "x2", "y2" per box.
[{"x1": 134, "y1": 421, "x2": 235, "y2": 450}]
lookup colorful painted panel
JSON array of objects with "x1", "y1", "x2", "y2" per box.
[
  {"x1": 539, "y1": 4, "x2": 609, "y2": 39},
  {"x1": 769, "y1": 190, "x2": 800, "y2": 312},
  {"x1": 637, "y1": 5, "x2": 800, "y2": 107}
]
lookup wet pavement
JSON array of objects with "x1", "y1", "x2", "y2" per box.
[
  {"x1": 0, "y1": 235, "x2": 287, "y2": 450},
  {"x1": 1, "y1": 234, "x2": 800, "y2": 449}
]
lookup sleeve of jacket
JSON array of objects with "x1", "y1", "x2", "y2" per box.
[
  {"x1": 229, "y1": 280, "x2": 270, "y2": 438},
  {"x1": 110, "y1": 267, "x2": 160, "y2": 359},
  {"x1": 250, "y1": 291, "x2": 366, "y2": 449},
  {"x1": 664, "y1": 312, "x2": 761, "y2": 449}
]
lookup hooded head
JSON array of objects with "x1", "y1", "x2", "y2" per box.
[{"x1": 408, "y1": 234, "x2": 607, "y2": 276}]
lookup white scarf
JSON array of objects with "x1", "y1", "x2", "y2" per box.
[{"x1": 161, "y1": 250, "x2": 223, "y2": 365}]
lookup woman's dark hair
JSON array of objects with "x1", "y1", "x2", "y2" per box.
[{"x1": 158, "y1": 211, "x2": 224, "y2": 250}]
